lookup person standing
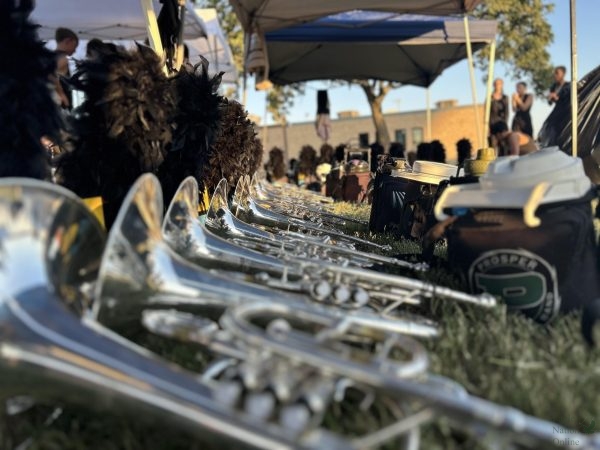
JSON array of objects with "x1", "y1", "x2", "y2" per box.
[
  {"x1": 53, "y1": 27, "x2": 79, "y2": 110},
  {"x1": 547, "y1": 65, "x2": 569, "y2": 106},
  {"x1": 511, "y1": 81, "x2": 534, "y2": 138},
  {"x1": 490, "y1": 78, "x2": 509, "y2": 127},
  {"x1": 316, "y1": 144, "x2": 334, "y2": 180},
  {"x1": 488, "y1": 78, "x2": 509, "y2": 151}
]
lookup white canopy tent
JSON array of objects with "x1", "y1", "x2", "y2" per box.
[
  {"x1": 191, "y1": 8, "x2": 238, "y2": 83},
  {"x1": 30, "y1": 2, "x2": 237, "y2": 83},
  {"x1": 31, "y1": 0, "x2": 204, "y2": 41}
]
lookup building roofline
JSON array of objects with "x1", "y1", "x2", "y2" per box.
[{"x1": 259, "y1": 103, "x2": 484, "y2": 128}]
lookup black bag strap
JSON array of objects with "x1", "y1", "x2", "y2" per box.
[
  {"x1": 595, "y1": 185, "x2": 600, "y2": 219},
  {"x1": 584, "y1": 185, "x2": 600, "y2": 346}
]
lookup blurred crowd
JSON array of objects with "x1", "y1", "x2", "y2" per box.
[{"x1": 263, "y1": 137, "x2": 474, "y2": 194}]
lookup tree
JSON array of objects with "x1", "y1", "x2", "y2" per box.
[
  {"x1": 472, "y1": 0, "x2": 555, "y2": 96},
  {"x1": 266, "y1": 85, "x2": 302, "y2": 125},
  {"x1": 358, "y1": 0, "x2": 555, "y2": 152},
  {"x1": 196, "y1": 0, "x2": 300, "y2": 131},
  {"x1": 356, "y1": 80, "x2": 398, "y2": 151}
]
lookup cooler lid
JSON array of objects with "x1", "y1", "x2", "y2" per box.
[
  {"x1": 434, "y1": 147, "x2": 592, "y2": 227},
  {"x1": 392, "y1": 160, "x2": 463, "y2": 185}
]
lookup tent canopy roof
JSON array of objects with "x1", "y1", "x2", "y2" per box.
[
  {"x1": 267, "y1": 11, "x2": 496, "y2": 43},
  {"x1": 191, "y1": 8, "x2": 238, "y2": 82},
  {"x1": 262, "y1": 12, "x2": 497, "y2": 87},
  {"x1": 230, "y1": 0, "x2": 483, "y2": 33},
  {"x1": 30, "y1": 3, "x2": 237, "y2": 83},
  {"x1": 30, "y1": 0, "x2": 205, "y2": 41}
]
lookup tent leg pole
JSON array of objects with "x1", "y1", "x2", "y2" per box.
[
  {"x1": 483, "y1": 39, "x2": 496, "y2": 149},
  {"x1": 140, "y1": 0, "x2": 165, "y2": 72},
  {"x1": 242, "y1": 31, "x2": 250, "y2": 106},
  {"x1": 172, "y1": 0, "x2": 187, "y2": 71},
  {"x1": 213, "y1": 35, "x2": 220, "y2": 71},
  {"x1": 262, "y1": 97, "x2": 269, "y2": 150},
  {"x1": 570, "y1": 0, "x2": 578, "y2": 157},
  {"x1": 426, "y1": 87, "x2": 432, "y2": 141},
  {"x1": 282, "y1": 120, "x2": 289, "y2": 164},
  {"x1": 463, "y1": 15, "x2": 482, "y2": 149}
]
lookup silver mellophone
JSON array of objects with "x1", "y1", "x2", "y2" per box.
[{"x1": 0, "y1": 175, "x2": 598, "y2": 450}]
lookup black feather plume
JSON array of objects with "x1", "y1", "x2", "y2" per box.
[
  {"x1": 298, "y1": 145, "x2": 317, "y2": 176},
  {"x1": 55, "y1": 44, "x2": 176, "y2": 228},
  {"x1": 248, "y1": 137, "x2": 265, "y2": 177},
  {"x1": 205, "y1": 98, "x2": 263, "y2": 192},
  {"x1": 0, "y1": 0, "x2": 62, "y2": 179},
  {"x1": 158, "y1": 62, "x2": 222, "y2": 204}
]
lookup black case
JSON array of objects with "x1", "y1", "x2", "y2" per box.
[
  {"x1": 368, "y1": 173, "x2": 422, "y2": 237},
  {"x1": 446, "y1": 192, "x2": 600, "y2": 323}
]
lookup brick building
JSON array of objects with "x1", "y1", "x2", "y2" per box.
[{"x1": 257, "y1": 100, "x2": 484, "y2": 164}]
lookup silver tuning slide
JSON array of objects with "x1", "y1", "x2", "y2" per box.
[{"x1": 221, "y1": 301, "x2": 600, "y2": 450}]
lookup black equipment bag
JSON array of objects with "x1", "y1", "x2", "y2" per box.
[
  {"x1": 367, "y1": 173, "x2": 471, "y2": 239},
  {"x1": 368, "y1": 158, "x2": 466, "y2": 239},
  {"x1": 446, "y1": 190, "x2": 600, "y2": 323},
  {"x1": 581, "y1": 194, "x2": 600, "y2": 345},
  {"x1": 368, "y1": 173, "x2": 423, "y2": 237}
]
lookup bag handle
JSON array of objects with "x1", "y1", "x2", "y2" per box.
[{"x1": 523, "y1": 182, "x2": 550, "y2": 227}]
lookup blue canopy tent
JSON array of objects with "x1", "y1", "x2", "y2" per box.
[
  {"x1": 260, "y1": 11, "x2": 496, "y2": 87},
  {"x1": 230, "y1": 0, "x2": 483, "y2": 34},
  {"x1": 247, "y1": 11, "x2": 497, "y2": 147}
]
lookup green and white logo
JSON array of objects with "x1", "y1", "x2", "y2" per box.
[{"x1": 468, "y1": 249, "x2": 560, "y2": 323}]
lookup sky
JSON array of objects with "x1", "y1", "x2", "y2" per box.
[{"x1": 241, "y1": 0, "x2": 598, "y2": 140}]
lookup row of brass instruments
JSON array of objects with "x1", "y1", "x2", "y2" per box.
[{"x1": 1, "y1": 175, "x2": 598, "y2": 449}]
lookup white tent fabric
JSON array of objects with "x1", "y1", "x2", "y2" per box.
[
  {"x1": 190, "y1": 9, "x2": 238, "y2": 83},
  {"x1": 230, "y1": 0, "x2": 483, "y2": 33},
  {"x1": 31, "y1": 3, "x2": 237, "y2": 84},
  {"x1": 31, "y1": 0, "x2": 204, "y2": 41}
]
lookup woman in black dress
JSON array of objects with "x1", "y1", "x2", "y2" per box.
[
  {"x1": 490, "y1": 78, "x2": 509, "y2": 125},
  {"x1": 489, "y1": 78, "x2": 509, "y2": 150},
  {"x1": 511, "y1": 81, "x2": 534, "y2": 137}
]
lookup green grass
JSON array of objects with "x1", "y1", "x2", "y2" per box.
[{"x1": 2, "y1": 203, "x2": 599, "y2": 449}]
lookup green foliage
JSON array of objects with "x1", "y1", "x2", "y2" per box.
[{"x1": 473, "y1": 0, "x2": 556, "y2": 95}]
